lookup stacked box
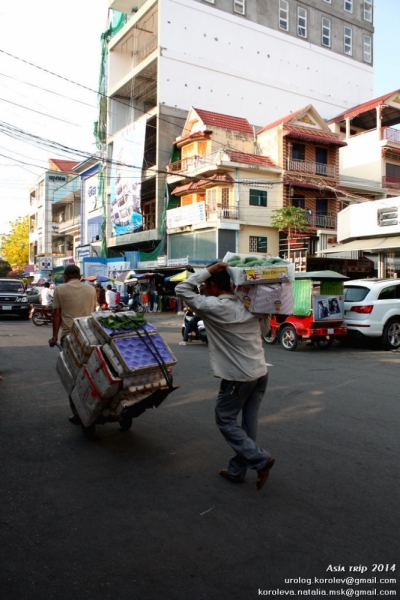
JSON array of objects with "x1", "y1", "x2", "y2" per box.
[
  {"x1": 234, "y1": 282, "x2": 294, "y2": 315},
  {"x1": 86, "y1": 346, "x2": 122, "y2": 398},
  {"x1": 69, "y1": 317, "x2": 100, "y2": 363},
  {"x1": 56, "y1": 352, "x2": 75, "y2": 395},
  {"x1": 223, "y1": 251, "x2": 294, "y2": 286},
  {"x1": 63, "y1": 335, "x2": 84, "y2": 379},
  {"x1": 91, "y1": 311, "x2": 157, "y2": 344},
  {"x1": 70, "y1": 365, "x2": 108, "y2": 427}
]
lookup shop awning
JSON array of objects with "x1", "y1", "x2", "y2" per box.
[{"x1": 317, "y1": 236, "x2": 400, "y2": 254}]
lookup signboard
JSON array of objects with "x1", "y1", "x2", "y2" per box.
[
  {"x1": 167, "y1": 257, "x2": 189, "y2": 267},
  {"x1": 85, "y1": 174, "x2": 98, "y2": 212},
  {"x1": 107, "y1": 260, "x2": 130, "y2": 279},
  {"x1": 62, "y1": 257, "x2": 75, "y2": 267},
  {"x1": 110, "y1": 120, "x2": 146, "y2": 235},
  {"x1": 137, "y1": 260, "x2": 159, "y2": 269},
  {"x1": 167, "y1": 202, "x2": 206, "y2": 229},
  {"x1": 39, "y1": 257, "x2": 52, "y2": 270},
  {"x1": 84, "y1": 262, "x2": 107, "y2": 278},
  {"x1": 77, "y1": 245, "x2": 91, "y2": 259},
  {"x1": 313, "y1": 295, "x2": 344, "y2": 321}
]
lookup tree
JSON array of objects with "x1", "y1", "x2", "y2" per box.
[
  {"x1": 0, "y1": 216, "x2": 29, "y2": 270},
  {"x1": 271, "y1": 206, "x2": 309, "y2": 260}
]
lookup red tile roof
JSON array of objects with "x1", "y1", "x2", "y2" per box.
[
  {"x1": 382, "y1": 146, "x2": 400, "y2": 157},
  {"x1": 228, "y1": 151, "x2": 279, "y2": 169},
  {"x1": 172, "y1": 173, "x2": 234, "y2": 196},
  {"x1": 49, "y1": 159, "x2": 79, "y2": 172},
  {"x1": 175, "y1": 131, "x2": 213, "y2": 147},
  {"x1": 327, "y1": 90, "x2": 400, "y2": 123},
  {"x1": 194, "y1": 108, "x2": 253, "y2": 134},
  {"x1": 284, "y1": 177, "x2": 344, "y2": 193},
  {"x1": 283, "y1": 125, "x2": 347, "y2": 146},
  {"x1": 256, "y1": 106, "x2": 308, "y2": 134}
]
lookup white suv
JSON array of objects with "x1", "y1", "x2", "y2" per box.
[{"x1": 343, "y1": 279, "x2": 400, "y2": 349}]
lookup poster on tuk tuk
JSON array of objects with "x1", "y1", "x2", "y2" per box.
[{"x1": 313, "y1": 295, "x2": 344, "y2": 321}]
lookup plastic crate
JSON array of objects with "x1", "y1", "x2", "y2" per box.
[
  {"x1": 85, "y1": 346, "x2": 122, "y2": 399},
  {"x1": 91, "y1": 311, "x2": 157, "y2": 344},
  {"x1": 110, "y1": 333, "x2": 177, "y2": 375}
]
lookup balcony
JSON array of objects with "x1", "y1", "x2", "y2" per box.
[
  {"x1": 108, "y1": 0, "x2": 148, "y2": 13},
  {"x1": 382, "y1": 128, "x2": 400, "y2": 143},
  {"x1": 167, "y1": 151, "x2": 222, "y2": 174},
  {"x1": 207, "y1": 205, "x2": 239, "y2": 220},
  {"x1": 307, "y1": 212, "x2": 337, "y2": 229},
  {"x1": 382, "y1": 175, "x2": 400, "y2": 190},
  {"x1": 52, "y1": 216, "x2": 81, "y2": 234},
  {"x1": 286, "y1": 159, "x2": 336, "y2": 178}
]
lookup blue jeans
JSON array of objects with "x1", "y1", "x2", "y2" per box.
[{"x1": 215, "y1": 374, "x2": 270, "y2": 480}]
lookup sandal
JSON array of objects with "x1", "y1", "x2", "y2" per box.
[{"x1": 219, "y1": 469, "x2": 245, "y2": 484}]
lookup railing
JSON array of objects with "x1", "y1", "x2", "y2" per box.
[
  {"x1": 382, "y1": 128, "x2": 400, "y2": 143},
  {"x1": 207, "y1": 205, "x2": 239, "y2": 220},
  {"x1": 306, "y1": 213, "x2": 337, "y2": 229},
  {"x1": 382, "y1": 175, "x2": 400, "y2": 190},
  {"x1": 167, "y1": 151, "x2": 227, "y2": 174},
  {"x1": 53, "y1": 216, "x2": 81, "y2": 232},
  {"x1": 286, "y1": 159, "x2": 336, "y2": 178},
  {"x1": 133, "y1": 35, "x2": 157, "y2": 68}
]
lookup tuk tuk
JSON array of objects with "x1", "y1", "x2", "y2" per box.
[{"x1": 264, "y1": 270, "x2": 349, "y2": 351}]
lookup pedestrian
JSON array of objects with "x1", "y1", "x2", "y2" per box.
[
  {"x1": 48, "y1": 264, "x2": 96, "y2": 423},
  {"x1": 175, "y1": 261, "x2": 275, "y2": 491},
  {"x1": 105, "y1": 284, "x2": 117, "y2": 308},
  {"x1": 40, "y1": 282, "x2": 53, "y2": 307},
  {"x1": 95, "y1": 282, "x2": 106, "y2": 309}
]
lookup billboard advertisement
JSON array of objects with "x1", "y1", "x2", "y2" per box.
[{"x1": 110, "y1": 120, "x2": 146, "y2": 236}]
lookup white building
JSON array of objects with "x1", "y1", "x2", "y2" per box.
[{"x1": 104, "y1": 0, "x2": 374, "y2": 258}]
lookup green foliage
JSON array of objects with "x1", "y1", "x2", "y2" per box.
[
  {"x1": 271, "y1": 206, "x2": 309, "y2": 235},
  {"x1": 0, "y1": 260, "x2": 11, "y2": 277},
  {"x1": 0, "y1": 216, "x2": 29, "y2": 270}
]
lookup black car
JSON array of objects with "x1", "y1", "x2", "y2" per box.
[
  {"x1": 26, "y1": 286, "x2": 44, "y2": 305},
  {"x1": 0, "y1": 279, "x2": 30, "y2": 319}
]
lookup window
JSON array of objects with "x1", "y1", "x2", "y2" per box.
[
  {"x1": 279, "y1": 0, "x2": 289, "y2": 31},
  {"x1": 378, "y1": 285, "x2": 400, "y2": 301},
  {"x1": 206, "y1": 188, "x2": 217, "y2": 211},
  {"x1": 316, "y1": 198, "x2": 328, "y2": 216},
  {"x1": 316, "y1": 147, "x2": 328, "y2": 175},
  {"x1": 221, "y1": 187, "x2": 230, "y2": 207},
  {"x1": 364, "y1": 0, "x2": 372, "y2": 22},
  {"x1": 322, "y1": 17, "x2": 331, "y2": 47},
  {"x1": 297, "y1": 7, "x2": 307, "y2": 38},
  {"x1": 344, "y1": 26, "x2": 352, "y2": 55},
  {"x1": 234, "y1": 0, "x2": 245, "y2": 15},
  {"x1": 292, "y1": 143, "x2": 305, "y2": 161},
  {"x1": 344, "y1": 0, "x2": 353, "y2": 13},
  {"x1": 363, "y1": 35, "x2": 372, "y2": 63},
  {"x1": 249, "y1": 189, "x2": 267, "y2": 207},
  {"x1": 292, "y1": 196, "x2": 305, "y2": 209},
  {"x1": 249, "y1": 236, "x2": 267, "y2": 253}
]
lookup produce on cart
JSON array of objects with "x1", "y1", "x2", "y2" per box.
[{"x1": 56, "y1": 311, "x2": 178, "y2": 437}]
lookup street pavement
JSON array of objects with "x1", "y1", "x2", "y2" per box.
[{"x1": 0, "y1": 312, "x2": 399, "y2": 600}]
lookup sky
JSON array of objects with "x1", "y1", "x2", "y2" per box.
[{"x1": 0, "y1": 0, "x2": 398, "y2": 237}]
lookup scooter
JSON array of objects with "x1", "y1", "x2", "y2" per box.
[
  {"x1": 30, "y1": 304, "x2": 53, "y2": 326},
  {"x1": 181, "y1": 311, "x2": 208, "y2": 344},
  {"x1": 118, "y1": 294, "x2": 144, "y2": 313}
]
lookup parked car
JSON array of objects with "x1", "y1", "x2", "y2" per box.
[
  {"x1": 26, "y1": 286, "x2": 44, "y2": 305},
  {"x1": 0, "y1": 278, "x2": 30, "y2": 319},
  {"x1": 343, "y1": 279, "x2": 400, "y2": 349}
]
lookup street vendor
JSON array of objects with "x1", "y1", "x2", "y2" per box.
[{"x1": 175, "y1": 262, "x2": 275, "y2": 491}]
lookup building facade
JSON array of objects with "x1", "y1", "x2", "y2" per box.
[{"x1": 104, "y1": 0, "x2": 374, "y2": 260}]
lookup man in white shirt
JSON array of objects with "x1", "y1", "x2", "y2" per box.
[
  {"x1": 40, "y1": 282, "x2": 53, "y2": 306},
  {"x1": 105, "y1": 284, "x2": 117, "y2": 308},
  {"x1": 176, "y1": 261, "x2": 275, "y2": 491}
]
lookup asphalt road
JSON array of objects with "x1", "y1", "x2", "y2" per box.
[{"x1": 0, "y1": 313, "x2": 399, "y2": 600}]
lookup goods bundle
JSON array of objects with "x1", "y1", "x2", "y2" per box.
[
  {"x1": 223, "y1": 252, "x2": 295, "y2": 316},
  {"x1": 56, "y1": 311, "x2": 177, "y2": 427}
]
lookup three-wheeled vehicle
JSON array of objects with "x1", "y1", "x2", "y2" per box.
[{"x1": 264, "y1": 270, "x2": 349, "y2": 351}]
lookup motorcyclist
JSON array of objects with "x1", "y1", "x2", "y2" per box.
[
  {"x1": 180, "y1": 284, "x2": 205, "y2": 345},
  {"x1": 40, "y1": 282, "x2": 53, "y2": 307},
  {"x1": 95, "y1": 282, "x2": 106, "y2": 309}
]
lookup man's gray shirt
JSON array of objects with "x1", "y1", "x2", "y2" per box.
[{"x1": 176, "y1": 269, "x2": 267, "y2": 382}]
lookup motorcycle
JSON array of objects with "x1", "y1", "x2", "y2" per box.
[
  {"x1": 118, "y1": 294, "x2": 144, "y2": 313},
  {"x1": 30, "y1": 304, "x2": 53, "y2": 326},
  {"x1": 181, "y1": 310, "x2": 207, "y2": 344}
]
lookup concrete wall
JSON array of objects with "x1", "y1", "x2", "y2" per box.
[
  {"x1": 238, "y1": 224, "x2": 280, "y2": 256},
  {"x1": 158, "y1": 0, "x2": 373, "y2": 124},
  {"x1": 338, "y1": 129, "x2": 382, "y2": 180},
  {"x1": 338, "y1": 197, "x2": 400, "y2": 242}
]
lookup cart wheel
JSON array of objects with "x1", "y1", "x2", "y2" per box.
[
  {"x1": 119, "y1": 417, "x2": 133, "y2": 432},
  {"x1": 81, "y1": 423, "x2": 96, "y2": 439},
  {"x1": 315, "y1": 337, "x2": 333, "y2": 349},
  {"x1": 280, "y1": 326, "x2": 298, "y2": 351},
  {"x1": 263, "y1": 329, "x2": 278, "y2": 345},
  {"x1": 32, "y1": 312, "x2": 44, "y2": 326}
]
